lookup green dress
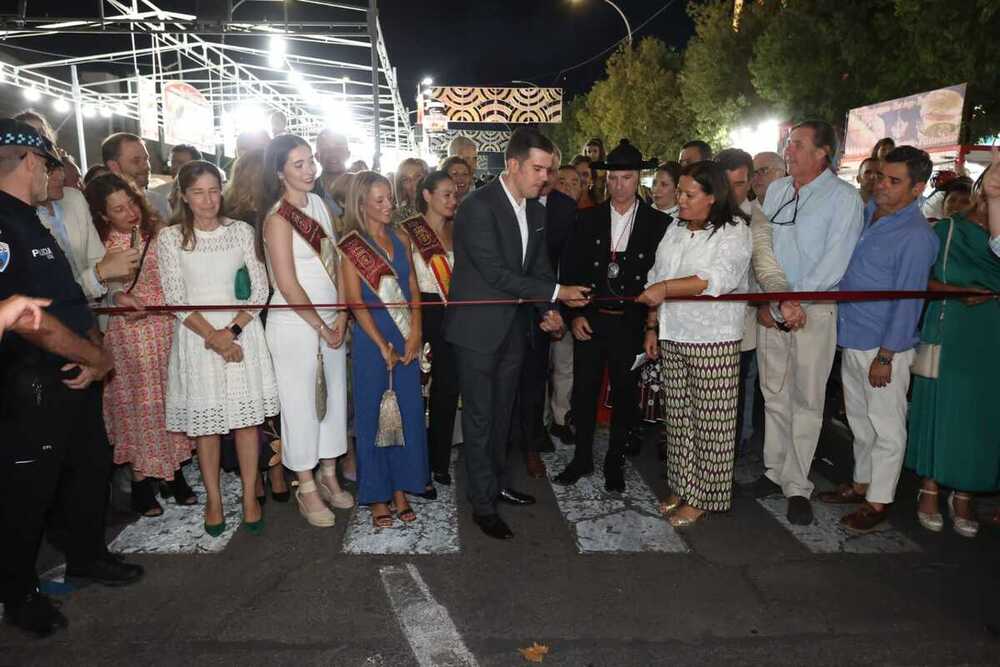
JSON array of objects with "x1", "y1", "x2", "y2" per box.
[{"x1": 904, "y1": 215, "x2": 1000, "y2": 492}]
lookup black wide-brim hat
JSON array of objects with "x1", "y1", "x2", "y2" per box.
[{"x1": 591, "y1": 138, "x2": 658, "y2": 171}]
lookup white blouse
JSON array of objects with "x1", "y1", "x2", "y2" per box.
[
  {"x1": 413, "y1": 247, "x2": 454, "y2": 297},
  {"x1": 647, "y1": 218, "x2": 752, "y2": 344}
]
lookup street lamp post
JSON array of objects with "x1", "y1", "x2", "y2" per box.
[{"x1": 572, "y1": 0, "x2": 632, "y2": 47}]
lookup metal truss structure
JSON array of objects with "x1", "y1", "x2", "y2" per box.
[{"x1": 0, "y1": 0, "x2": 414, "y2": 169}]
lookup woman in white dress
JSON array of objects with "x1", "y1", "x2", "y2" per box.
[
  {"x1": 158, "y1": 160, "x2": 280, "y2": 536},
  {"x1": 257, "y1": 134, "x2": 353, "y2": 528},
  {"x1": 638, "y1": 160, "x2": 752, "y2": 529}
]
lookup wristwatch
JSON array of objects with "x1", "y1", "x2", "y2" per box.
[
  {"x1": 875, "y1": 353, "x2": 892, "y2": 366},
  {"x1": 228, "y1": 323, "x2": 243, "y2": 339}
]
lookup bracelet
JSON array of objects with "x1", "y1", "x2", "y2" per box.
[{"x1": 645, "y1": 324, "x2": 658, "y2": 331}]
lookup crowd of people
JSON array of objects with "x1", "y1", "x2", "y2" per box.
[{"x1": 1, "y1": 106, "x2": 999, "y2": 637}]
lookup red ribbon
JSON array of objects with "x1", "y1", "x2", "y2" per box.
[{"x1": 92, "y1": 289, "x2": 997, "y2": 315}]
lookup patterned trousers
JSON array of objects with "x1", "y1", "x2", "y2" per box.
[{"x1": 660, "y1": 339, "x2": 741, "y2": 512}]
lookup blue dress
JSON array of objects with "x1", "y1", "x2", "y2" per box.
[{"x1": 352, "y1": 231, "x2": 430, "y2": 504}]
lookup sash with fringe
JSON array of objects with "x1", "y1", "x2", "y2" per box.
[
  {"x1": 338, "y1": 231, "x2": 411, "y2": 340},
  {"x1": 277, "y1": 199, "x2": 338, "y2": 287},
  {"x1": 400, "y1": 216, "x2": 452, "y2": 301}
]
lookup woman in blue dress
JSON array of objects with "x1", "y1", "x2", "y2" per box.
[{"x1": 339, "y1": 171, "x2": 429, "y2": 528}]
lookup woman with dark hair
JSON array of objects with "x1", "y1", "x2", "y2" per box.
[
  {"x1": 571, "y1": 154, "x2": 597, "y2": 209},
  {"x1": 584, "y1": 137, "x2": 607, "y2": 203},
  {"x1": 399, "y1": 171, "x2": 458, "y2": 488},
  {"x1": 441, "y1": 155, "x2": 472, "y2": 203},
  {"x1": 906, "y1": 163, "x2": 1000, "y2": 538},
  {"x1": 637, "y1": 160, "x2": 752, "y2": 528},
  {"x1": 85, "y1": 174, "x2": 194, "y2": 516},
  {"x1": 258, "y1": 134, "x2": 353, "y2": 528},
  {"x1": 83, "y1": 164, "x2": 111, "y2": 187},
  {"x1": 651, "y1": 161, "x2": 681, "y2": 217},
  {"x1": 339, "y1": 171, "x2": 429, "y2": 529},
  {"x1": 391, "y1": 157, "x2": 429, "y2": 226},
  {"x1": 158, "y1": 160, "x2": 279, "y2": 536}
]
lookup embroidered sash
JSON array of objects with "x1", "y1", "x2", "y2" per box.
[
  {"x1": 277, "y1": 199, "x2": 338, "y2": 287},
  {"x1": 401, "y1": 216, "x2": 452, "y2": 300},
  {"x1": 338, "y1": 231, "x2": 411, "y2": 340}
]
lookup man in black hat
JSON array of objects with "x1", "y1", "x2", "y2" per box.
[
  {"x1": 0, "y1": 119, "x2": 143, "y2": 638},
  {"x1": 553, "y1": 139, "x2": 671, "y2": 492}
]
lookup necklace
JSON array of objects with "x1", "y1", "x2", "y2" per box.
[{"x1": 608, "y1": 201, "x2": 638, "y2": 280}]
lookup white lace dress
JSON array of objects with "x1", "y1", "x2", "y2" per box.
[{"x1": 157, "y1": 220, "x2": 280, "y2": 437}]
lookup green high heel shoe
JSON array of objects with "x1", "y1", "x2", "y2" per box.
[
  {"x1": 242, "y1": 515, "x2": 265, "y2": 536},
  {"x1": 204, "y1": 519, "x2": 226, "y2": 537}
]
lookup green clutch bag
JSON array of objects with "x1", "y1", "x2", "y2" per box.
[{"x1": 234, "y1": 265, "x2": 251, "y2": 300}]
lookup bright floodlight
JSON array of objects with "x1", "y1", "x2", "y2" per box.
[
  {"x1": 99, "y1": 106, "x2": 113, "y2": 118},
  {"x1": 53, "y1": 98, "x2": 70, "y2": 113},
  {"x1": 421, "y1": 76, "x2": 433, "y2": 86},
  {"x1": 81, "y1": 105, "x2": 97, "y2": 119},
  {"x1": 269, "y1": 35, "x2": 286, "y2": 69},
  {"x1": 232, "y1": 103, "x2": 268, "y2": 132},
  {"x1": 23, "y1": 87, "x2": 41, "y2": 102},
  {"x1": 323, "y1": 97, "x2": 353, "y2": 129},
  {"x1": 729, "y1": 118, "x2": 781, "y2": 156}
]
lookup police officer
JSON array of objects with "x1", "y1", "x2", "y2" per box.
[
  {"x1": 553, "y1": 139, "x2": 670, "y2": 492},
  {"x1": 0, "y1": 119, "x2": 143, "y2": 638}
]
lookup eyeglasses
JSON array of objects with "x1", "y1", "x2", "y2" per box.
[
  {"x1": 753, "y1": 167, "x2": 773, "y2": 177},
  {"x1": 768, "y1": 190, "x2": 800, "y2": 226}
]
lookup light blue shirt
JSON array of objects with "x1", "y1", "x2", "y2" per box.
[
  {"x1": 762, "y1": 169, "x2": 864, "y2": 292},
  {"x1": 990, "y1": 235, "x2": 1000, "y2": 258},
  {"x1": 837, "y1": 200, "x2": 939, "y2": 352},
  {"x1": 36, "y1": 200, "x2": 72, "y2": 254}
]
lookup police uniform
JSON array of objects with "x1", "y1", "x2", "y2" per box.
[
  {"x1": 553, "y1": 140, "x2": 670, "y2": 491},
  {"x1": 0, "y1": 122, "x2": 138, "y2": 632}
]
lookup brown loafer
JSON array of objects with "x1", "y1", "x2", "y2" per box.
[
  {"x1": 840, "y1": 503, "x2": 888, "y2": 533},
  {"x1": 525, "y1": 452, "x2": 547, "y2": 479},
  {"x1": 818, "y1": 483, "x2": 867, "y2": 505}
]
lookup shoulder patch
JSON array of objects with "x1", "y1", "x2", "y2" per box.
[{"x1": 0, "y1": 240, "x2": 9, "y2": 273}]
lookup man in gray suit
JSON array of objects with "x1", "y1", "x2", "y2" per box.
[{"x1": 445, "y1": 127, "x2": 590, "y2": 539}]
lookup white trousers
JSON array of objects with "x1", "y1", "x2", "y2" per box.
[
  {"x1": 266, "y1": 321, "x2": 348, "y2": 471},
  {"x1": 549, "y1": 332, "x2": 574, "y2": 426},
  {"x1": 841, "y1": 347, "x2": 914, "y2": 504},
  {"x1": 758, "y1": 303, "x2": 838, "y2": 498}
]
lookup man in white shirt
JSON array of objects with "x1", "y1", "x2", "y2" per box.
[
  {"x1": 36, "y1": 162, "x2": 139, "y2": 300},
  {"x1": 746, "y1": 120, "x2": 864, "y2": 526},
  {"x1": 102, "y1": 133, "x2": 171, "y2": 221}
]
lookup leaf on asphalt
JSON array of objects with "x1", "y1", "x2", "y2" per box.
[{"x1": 518, "y1": 642, "x2": 550, "y2": 663}]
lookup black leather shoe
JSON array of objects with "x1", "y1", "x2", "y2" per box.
[
  {"x1": 742, "y1": 475, "x2": 783, "y2": 498},
  {"x1": 497, "y1": 488, "x2": 536, "y2": 506},
  {"x1": 603, "y1": 455, "x2": 626, "y2": 493},
  {"x1": 417, "y1": 484, "x2": 438, "y2": 501},
  {"x1": 473, "y1": 513, "x2": 514, "y2": 540},
  {"x1": 787, "y1": 496, "x2": 814, "y2": 525},
  {"x1": 552, "y1": 461, "x2": 594, "y2": 486},
  {"x1": 534, "y1": 433, "x2": 556, "y2": 453},
  {"x1": 65, "y1": 555, "x2": 144, "y2": 587},
  {"x1": 433, "y1": 471, "x2": 452, "y2": 486},
  {"x1": 622, "y1": 429, "x2": 642, "y2": 457},
  {"x1": 3, "y1": 591, "x2": 68, "y2": 638},
  {"x1": 549, "y1": 423, "x2": 575, "y2": 445}
]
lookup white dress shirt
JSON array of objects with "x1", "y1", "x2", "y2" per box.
[
  {"x1": 647, "y1": 218, "x2": 752, "y2": 343},
  {"x1": 610, "y1": 199, "x2": 638, "y2": 252},
  {"x1": 37, "y1": 187, "x2": 107, "y2": 299},
  {"x1": 500, "y1": 175, "x2": 560, "y2": 301}
]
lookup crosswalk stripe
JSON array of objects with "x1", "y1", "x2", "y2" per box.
[
  {"x1": 109, "y1": 458, "x2": 243, "y2": 554},
  {"x1": 342, "y1": 454, "x2": 460, "y2": 555},
  {"x1": 541, "y1": 435, "x2": 690, "y2": 553},
  {"x1": 380, "y1": 563, "x2": 478, "y2": 666},
  {"x1": 756, "y1": 475, "x2": 921, "y2": 554}
]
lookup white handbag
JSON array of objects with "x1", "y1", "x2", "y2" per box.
[{"x1": 910, "y1": 220, "x2": 954, "y2": 379}]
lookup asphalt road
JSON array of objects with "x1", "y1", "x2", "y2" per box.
[{"x1": 3, "y1": 423, "x2": 999, "y2": 666}]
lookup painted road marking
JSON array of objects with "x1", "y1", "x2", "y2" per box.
[
  {"x1": 342, "y1": 454, "x2": 459, "y2": 555},
  {"x1": 756, "y1": 475, "x2": 921, "y2": 554},
  {"x1": 380, "y1": 563, "x2": 478, "y2": 667},
  {"x1": 109, "y1": 459, "x2": 244, "y2": 554},
  {"x1": 541, "y1": 434, "x2": 689, "y2": 553}
]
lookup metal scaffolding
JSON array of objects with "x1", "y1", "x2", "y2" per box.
[{"x1": 0, "y1": 0, "x2": 415, "y2": 170}]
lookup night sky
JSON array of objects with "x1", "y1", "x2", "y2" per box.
[{"x1": 7, "y1": 0, "x2": 695, "y2": 106}]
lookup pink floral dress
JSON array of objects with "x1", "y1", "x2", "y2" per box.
[{"x1": 103, "y1": 227, "x2": 192, "y2": 479}]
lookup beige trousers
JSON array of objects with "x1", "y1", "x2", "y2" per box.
[
  {"x1": 549, "y1": 332, "x2": 574, "y2": 426},
  {"x1": 841, "y1": 347, "x2": 914, "y2": 504},
  {"x1": 758, "y1": 303, "x2": 838, "y2": 498}
]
